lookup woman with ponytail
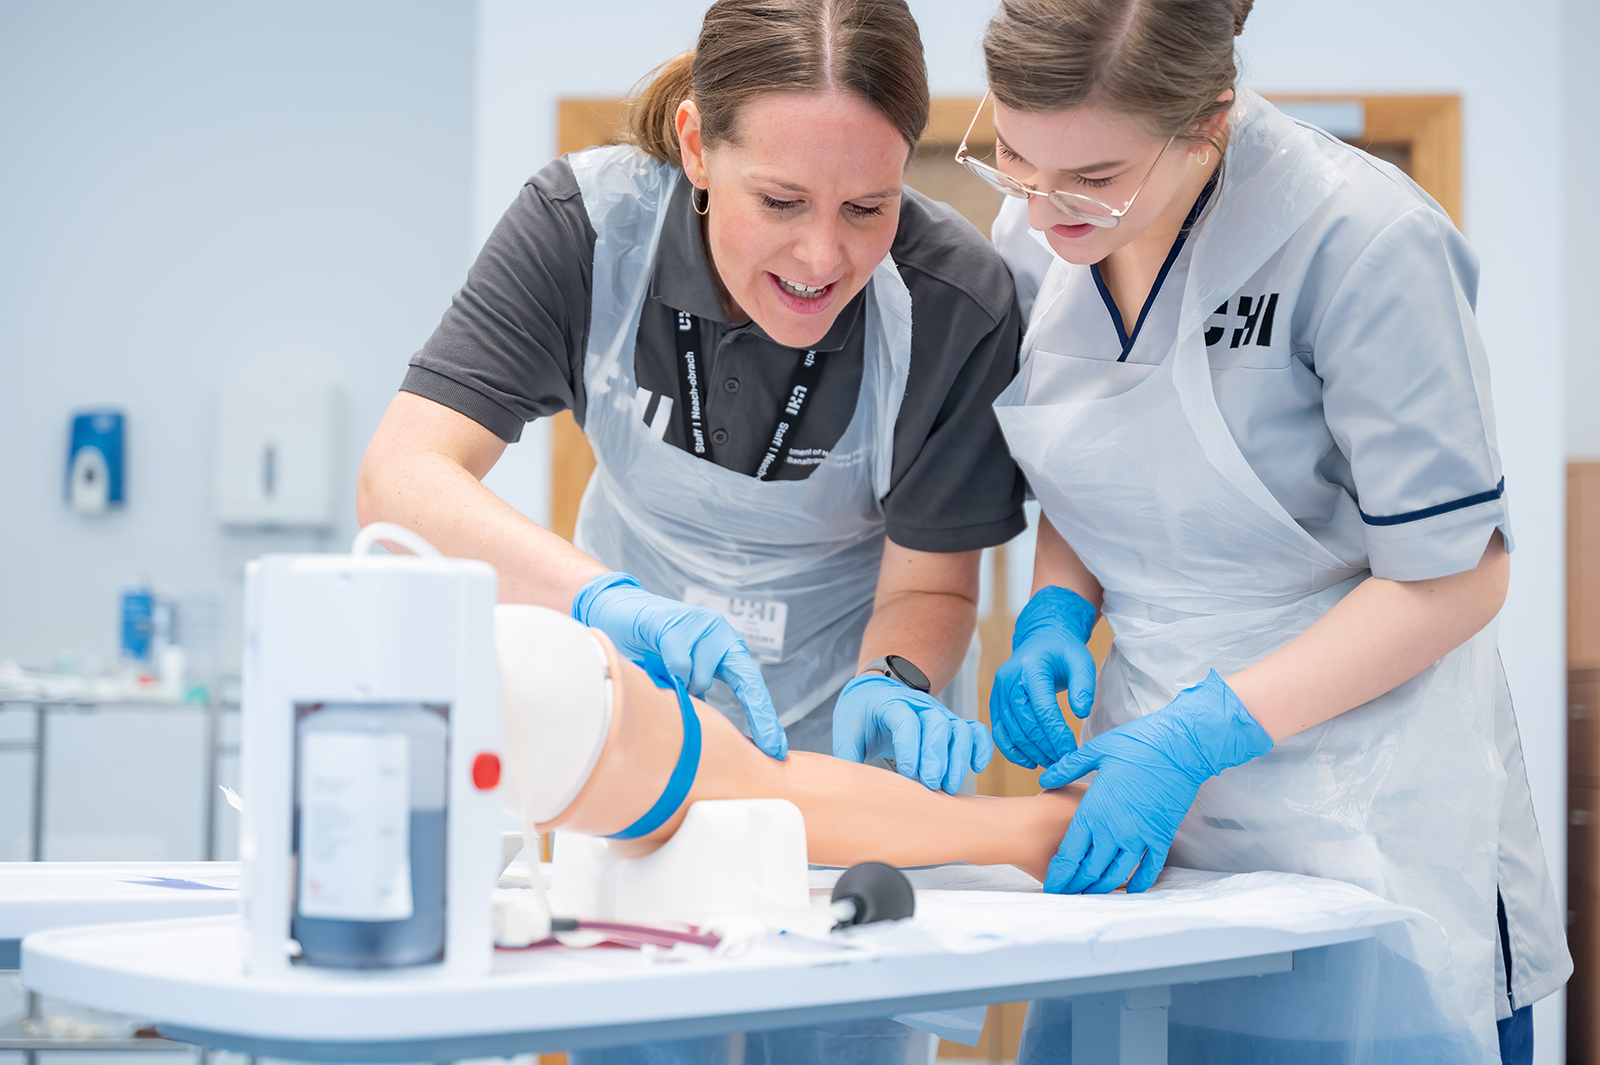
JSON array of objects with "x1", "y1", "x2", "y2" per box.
[
  {"x1": 359, "y1": 2, "x2": 1025, "y2": 1060},
  {"x1": 966, "y1": 0, "x2": 1567, "y2": 1060},
  {"x1": 363, "y1": 1, "x2": 1023, "y2": 795}
]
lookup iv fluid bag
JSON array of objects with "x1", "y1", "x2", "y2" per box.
[{"x1": 292, "y1": 703, "x2": 448, "y2": 968}]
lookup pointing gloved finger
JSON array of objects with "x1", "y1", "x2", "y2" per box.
[
  {"x1": 1086, "y1": 846, "x2": 1144, "y2": 895},
  {"x1": 1126, "y1": 845, "x2": 1169, "y2": 894},
  {"x1": 720, "y1": 655, "x2": 787, "y2": 760},
  {"x1": 1038, "y1": 744, "x2": 1097, "y2": 790},
  {"x1": 1043, "y1": 822, "x2": 1092, "y2": 894},
  {"x1": 1063, "y1": 639, "x2": 1099, "y2": 719},
  {"x1": 969, "y1": 720, "x2": 995, "y2": 774},
  {"x1": 1030, "y1": 675, "x2": 1080, "y2": 765},
  {"x1": 881, "y1": 699, "x2": 924, "y2": 781},
  {"x1": 1008, "y1": 688, "x2": 1055, "y2": 768},
  {"x1": 1061, "y1": 835, "x2": 1119, "y2": 895},
  {"x1": 988, "y1": 685, "x2": 1037, "y2": 769},
  {"x1": 941, "y1": 712, "x2": 973, "y2": 795},
  {"x1": 917, "y1": 705, "x2": 954, "y2": 792},
  {"x1": 688, "y1": 622, "x2": 735, "y2": 696},
  {"x1": 652, "y1": 630, "x2": 697, "y2": 694},
  {"x1": 1022, "y1": 667, "x2": 1071, "y2": 764},
  {"x1": 652, "y1": 618, "x2": 714, "y2": 696},
  {"x1": 992, "y1": 715, "x2": 1038, "y2": 769}
]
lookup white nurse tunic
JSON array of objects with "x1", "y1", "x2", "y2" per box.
[{"x1": 993, "y1": 92, "x2": 1567, "y2": 1053}]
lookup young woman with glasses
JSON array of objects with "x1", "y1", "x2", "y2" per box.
[
  {"x1": 962, "y1": 0, "x2": 1567, "y2": 1061},
  {"x1": 358, "y1": 1, "x2": 1025, "y2": 1060}
]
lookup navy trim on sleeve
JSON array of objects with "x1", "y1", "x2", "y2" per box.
[{"x1": 1359, "y1": 477, "x2": 1506, "y2": 526}]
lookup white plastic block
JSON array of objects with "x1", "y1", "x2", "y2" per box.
[{"x1": 550, "y1": 800, "x2": 809, "y2": 924}]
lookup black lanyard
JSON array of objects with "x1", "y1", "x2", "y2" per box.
[
  {"x1": 674, "y1": 310, "x2": 712, "y2": 459},
  {"x1": 674, "y1": 310, "x2": 826, "y2": 481}
]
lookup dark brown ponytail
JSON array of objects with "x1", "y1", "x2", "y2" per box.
[{"x1": 624, "y1": 0, "x2": 929, "y2": 167}]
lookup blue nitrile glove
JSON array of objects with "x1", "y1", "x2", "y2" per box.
[
  {"x1": 572, "y1": 572, "x2": 787, "y2": 760},
  {"x1": 832, "y1": 673, "x2": 994, "y2": 794},
  {"x1": 1037, "y1": 670, "x2": 1272, "y2": 895},
  {"x1": 989, "y1": 586, "x2": 1099, "y2": 769}
]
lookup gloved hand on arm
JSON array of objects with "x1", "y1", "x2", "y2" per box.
[
  {"x1": 572, "y1": 572, "x2": 788, "y2": 760},
  {"x1": 989, "y1": 586, "x2": 1099, "y2": 768},
  {"x1": 832, "y1": 673, "x2": 993, "y2": 794},
  {"x1": 1037, "y1": 670, "x2": 1273, "y2": 894}
]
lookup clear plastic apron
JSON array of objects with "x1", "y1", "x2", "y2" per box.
[
  {"x1": 568, "y1": 145, "x2": 978, "y2": 732},
  {"x1": 995, "y1": 95, "x2": 1504, "y2": 1059}
]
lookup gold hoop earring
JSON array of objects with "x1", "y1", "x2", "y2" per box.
[
  {"x1": 1195, "y1": 149, "x2": 1211, "y2": 166},
  {"x1": 692, "y1": 185, "x2": 709, "y2": 216}
]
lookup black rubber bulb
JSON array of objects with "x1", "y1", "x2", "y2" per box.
[{"x1": 831, "y1": 861, "x2": 915, "y2": 926}]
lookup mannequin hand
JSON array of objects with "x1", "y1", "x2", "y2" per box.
[
  {"x1": 832, "y1": 673, "x2": 994, "y2": 794},
  {"x1": 990, "y1": 586, "x2": 1098, "y2": 768},
  {"x1": 1037, "y1": 670, "x2": 1271, "y2": 894},
  {"x1": 572, "y1": 572, "x2": 787, "y2": 759}
]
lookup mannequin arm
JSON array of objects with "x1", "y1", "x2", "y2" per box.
[
  {"x1": 500, "y1": 606, "x2": 1080, "y2": 881},
  {"x1": 1227, "y1": 532, "x2": 1508, "y2": 742},
  {"x1": 357, "y1": 393, "x2": 606, "y2": 608},
  {"x1": 655, "y1": 692, "x2": 1079, "y2": 879}
]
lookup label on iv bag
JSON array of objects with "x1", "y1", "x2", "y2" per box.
[
  {"x1": 297, "y1": 731, "x2": 413, "y2": 921},
  {"x1": 682, "y1": 586, "x2": 788, "y2": 664}
]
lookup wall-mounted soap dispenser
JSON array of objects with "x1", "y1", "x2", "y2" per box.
[
  {"x1": 67, "y1": 409, "x2": 125, "y2": 515},
  {"x1": 214, "y1": 373, "x2": 338, "y2": 530}
]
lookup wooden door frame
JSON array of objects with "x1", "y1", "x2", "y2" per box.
[{"x1": 1269, "y1": 94, "x2": 1462, "y2": 227}]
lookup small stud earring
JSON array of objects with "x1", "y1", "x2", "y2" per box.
[{"x1": 692, "y1": 185, "x2": 710, "y2": 216}]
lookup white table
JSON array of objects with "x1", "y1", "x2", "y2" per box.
[
  {"x1": 0, "y1": 861, "x2": 240, "y2": 968},
  {"x1": 1, "y1": 861, "x2": 240, "y2": 1062},
  {"x1": 19, "y1": 865, "x2": 1429, "y2": 1065}
]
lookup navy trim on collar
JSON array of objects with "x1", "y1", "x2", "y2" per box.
[
  {"x1": 1359, "y1": 477, "x2": 1506, "y2": 526},
  {"x1": 1092, "y1": 174, "x2": 1219, "y2": 363}
]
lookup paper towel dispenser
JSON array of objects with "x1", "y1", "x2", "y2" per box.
[{"x1": 214, "y1": 373, "x2": 338, "y2": 530}]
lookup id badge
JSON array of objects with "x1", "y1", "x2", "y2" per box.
[{"x1": 682, "y1": 586, "x2": 788, "y2": 664}]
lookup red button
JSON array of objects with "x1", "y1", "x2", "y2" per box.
[{"x1": 472, "y1": 752, "x2": 501, "y2": 790}]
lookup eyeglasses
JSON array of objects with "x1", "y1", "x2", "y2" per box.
[{"x1": 954, "y1": 90, "x2": 1175, "y2": 228}]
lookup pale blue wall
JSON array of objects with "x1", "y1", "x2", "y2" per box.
[
  {"x1": 1566, "y1": 0, "x2": 1600, "y2": 458},
  {"x1": 0, "y1": 1, "x2": 476, "y2": 673}
]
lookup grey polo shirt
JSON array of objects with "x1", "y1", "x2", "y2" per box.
[{"x1": 404, "y1": 157, "x2": 1027, "y2": 553}]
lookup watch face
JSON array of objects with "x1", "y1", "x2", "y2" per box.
[{"x1": 885, "y1": 655, "x2": 931, "y2": 693}]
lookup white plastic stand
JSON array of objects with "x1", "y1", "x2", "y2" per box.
[
  {"x1": 240, "y1": 529, "x2": 502, "y2": 980},
  {"x1": 550, "y1": 800, "x2": 809, "y2": 924}
]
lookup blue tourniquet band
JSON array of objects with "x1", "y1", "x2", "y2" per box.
[{"x1": 605, "y1": 655, "x2": 703, "y2": 841}]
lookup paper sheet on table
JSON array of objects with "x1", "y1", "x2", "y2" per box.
[{"x1": 811, "y1": 865, "x2": 1441, "y2": 971}]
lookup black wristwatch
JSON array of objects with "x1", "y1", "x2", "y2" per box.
[{"x1": 862, "y1": 655, "x2": 931, "y2": 693}]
